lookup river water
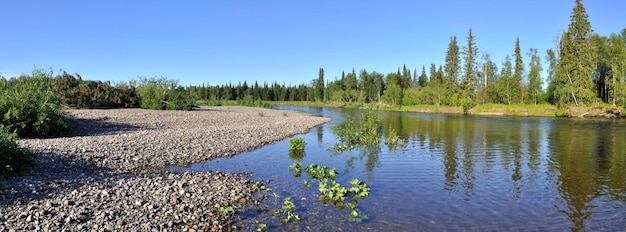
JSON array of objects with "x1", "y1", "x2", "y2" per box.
[{"x1": 177, "y1": 106, "x2": 626, "y2": 231}]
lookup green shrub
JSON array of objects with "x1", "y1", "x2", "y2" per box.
[
  {"x1": 332, "y1": 110, "x2": 381, "y2": 146},
  {"x1": 288, "y1": 138, "x2": 306, "y2": 151},
  {"x1": 236, "y1": 95, "x2": 271, "y2": 108},
  {"x1": 0, "y1": 126, "x2": 35, "y2": 177},
  {"x1": 134, "y1": 77, "x2": 196, "y2": 111},
  {"x1": 0, "y1": 75, "x2": 69, "y2": 138},
  {"x1": 460, "y1": 97, "x2": 476, "y2": 114}
]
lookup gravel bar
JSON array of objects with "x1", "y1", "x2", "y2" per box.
[{"x1": 0, "y1": 106, "x2": 330, "y2": 231}]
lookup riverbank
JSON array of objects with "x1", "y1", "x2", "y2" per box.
[
  {"x1": 0, "y1": 106, "x2": 330, "y2": 231},
  {"x1": 271, "y1": 101, "x2": 625, "y2": 118}
]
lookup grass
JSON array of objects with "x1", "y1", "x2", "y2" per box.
[{"x1": 471, "y1": 103, "x2": 557, "y2": 116}]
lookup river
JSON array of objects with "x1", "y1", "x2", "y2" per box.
[{"x1": 176, "y1": 106, "x2": 626, "y2": 231}]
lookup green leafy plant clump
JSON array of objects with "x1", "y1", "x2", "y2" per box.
[
  {"x1": 332, "y1": 110, "x2": 382, "y2": 146},
  {"x1": 288, "y1": 138, "x2": 306, "y2": 151},
  {"x1": 0, "y1": 127, "x2": 35, "y2": 177},
  {"x1": 300, "y1": 163, "x2": 370, "y2": 220},
  {"x1": 134, "y1": 77, "x2": 197, "y2": 111},
  {"x1": 1, "y1": 74, "x2": 69, "y2": 138}
]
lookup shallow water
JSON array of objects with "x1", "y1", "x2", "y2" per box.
[{"x1": 175, "y1": 106, "x2": 626, "y2": 231}]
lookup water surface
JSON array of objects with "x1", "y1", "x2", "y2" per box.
[{"x1": 177, "y1": 106, "x2": 626, "y2": 231}]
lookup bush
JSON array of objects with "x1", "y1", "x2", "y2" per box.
[
  {"x1": 288, "y1": 138, "x2": 306, "y2": 151},
  {"x1": 0, "y1": 126, "x2": 35, "y2": 177},
  {"x1": 460, "y1": 97, "x2": 477, "y2": 114},
  {"x1": 134, "y1": 77, "x2": 196, "y2": 111},
  {"x1": 332, "y1": 110, "x2": 381, "y2": 146},
  {"x1": 0, "y1": 74, "x2": 69, "y2": 138}
]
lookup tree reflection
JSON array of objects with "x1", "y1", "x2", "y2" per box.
[{"x1": 548, "y1": 119, "x2": 626, "y2": 230}]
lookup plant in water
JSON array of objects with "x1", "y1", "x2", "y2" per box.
[
  {"x1": 300, "y1": 163, "x2": 371, "y2": 220},
  {"x1": 257, "y1": 223, "x2": 267, "y2": 231},
  {"x1": 384, "y1": 127, "x2": 405, "y2": 147},
  {"x1": 281, "y1": 197, "x2": 300, "y2": 223},
  {"x1": 332, "y1": 110, "x2": 382, "y2": 147},
  {"x1": 289, "y1": 162, "x2": 302, "y2": 177},
  {"x1": 217, "y1": 202, "x2": 240, "y2": 215},
  {"x1": 288, "y1": 138, "x2": 306, "y2": 151}
]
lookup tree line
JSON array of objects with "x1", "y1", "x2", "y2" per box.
[{"x1": 190, "y1": 0, "x2": 626, "y2": 110}]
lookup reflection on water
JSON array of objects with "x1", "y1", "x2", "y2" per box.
[{"x1": 180, "y1": 106, "x2": 626, "y2": 231}]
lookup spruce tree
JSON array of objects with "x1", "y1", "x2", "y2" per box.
[
  {"x1": 513, "y1": 37, "x2": 524, "y2": 103},
  {"x1": 419, "y1": 66, "x2": 428, "y2": 88},
  {"x1": 444, "y1": 36, "x2": 460, "y2": 105},
  {"x1": 554, "y1": 0, "x2": 597, "y2": 105},
  {"x1": 527, "y1": 48, "x2": 543, "y2": 104},
  {"x1": 461, "y1": 28, "x2": 479, "y2": 101}
]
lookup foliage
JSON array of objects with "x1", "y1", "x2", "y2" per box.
[
  {"x1": 332, "y1": 111, "x2": 381, "y2": 147},
  {"x1": 0, "y1": 126, "x2": 35, "y2": 177},
  {"x1": 461, "y1": 28, "x2": 479, "y2": 101},
  {"x1": 384, "y1": 127, "x2": 405, "y2": 147},
  {"x1": 280, "y1": 197, "x2": 300, "y2": 223},
  {"x1": 460, "y1": 97, "x2": 477, "y2": 114},
  {"x1": 217, "y1": 202, "x2": 240, "y2": 215},
  {"x1": 289, "y1": 162, "x2": 302, "y2": 177},
  {"x1": 51, "y1": 71, "x2": 140, "y2": 109},
  {"x1": 288, "y1": 138, "x2": 306, "y2": 161},
  {"x1": 300, "y1": 163, "x2": 371, "y2": 219},
  {"x1": 134, "y1": 77, "x2": 196, "y2": 110},
  {"x1": 288, "y1": 138, "x2": 306, "y2": 151},
  {"x1": 0, "y1": 73, "x2": 69, "y2": 138},
  {"x1": 553, "y1": 0, "x2": 598, "y2": 106},
  {"x1": 257, "y1": 223, "x2": 267, "y2": 231},
  {"x1": 236, "y1": 95, "x2": 272, "y2": 108}
]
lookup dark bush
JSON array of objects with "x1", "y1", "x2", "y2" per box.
[{"x1": 0, "y1": 126, "x2": 35, "y2": 177}]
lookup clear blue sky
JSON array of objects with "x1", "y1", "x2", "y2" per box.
[{"x1": 1, "y1": 0, "x2": 624, "y2": 86}]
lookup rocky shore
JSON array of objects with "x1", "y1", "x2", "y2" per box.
[{"x1": 1, "y1": 106, "x2": 330, "y2": 231}]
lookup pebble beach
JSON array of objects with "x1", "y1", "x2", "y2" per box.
[{"x1": 0, "y1": 106, "x2": 330, "y2": 231}]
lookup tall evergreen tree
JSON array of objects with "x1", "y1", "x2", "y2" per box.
[
  {"x1": 527, "y1": 48, "x2": 543, "y2": 104},
  {"x1": 513, "y1": 37, "x2": 524, "y2": 103},
  {"x1": 419, "y1": 66, "x2": 428, "y2": 88},
  {"x1": 545, "y1": 49, "x2": 558, "y2": 103},
  {"x1": 554, "y1": 0, "x2": 597, "y2": 105},
  {"x1": 316, "y1": 67, "x2": 325, "y2": 101},
  {"x1": 461, "y1": 28, "x2": 479, "y2": 101},
  {"x1": 444, "y1": 36, "x2": 461, "y2": 105},
  {"x1": 498, "y1": 55, "x2": 514, "y2": 104},
  {"x1": 430, "y1": 64, "x2": 442, "y2": 105}
]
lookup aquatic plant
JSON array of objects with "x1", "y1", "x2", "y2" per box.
[
  {"x1": 281, "y1": 197, "x2": 300, "y2": 223},
  {"x1": 217, "y1": 202, "x2": 240, "y2": 215},
  {"x1": 384, "y1": 127, "x2": 405, "y2": 147},
  {"x1": 300, "y1": 163, "x2": 371, "y2": 219},
  {"x1": 288, "y1": 138, "x2": 306, "y2": 151},
  {"x1": 257, "y1": 223, "x2": 267, "y2": 231},
  {"x1": 289, "y1": 162, "x2": 302, "y2": 177},
  {"x1": 332, "y1": 110, "x2": 382, "y2": 146}
]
